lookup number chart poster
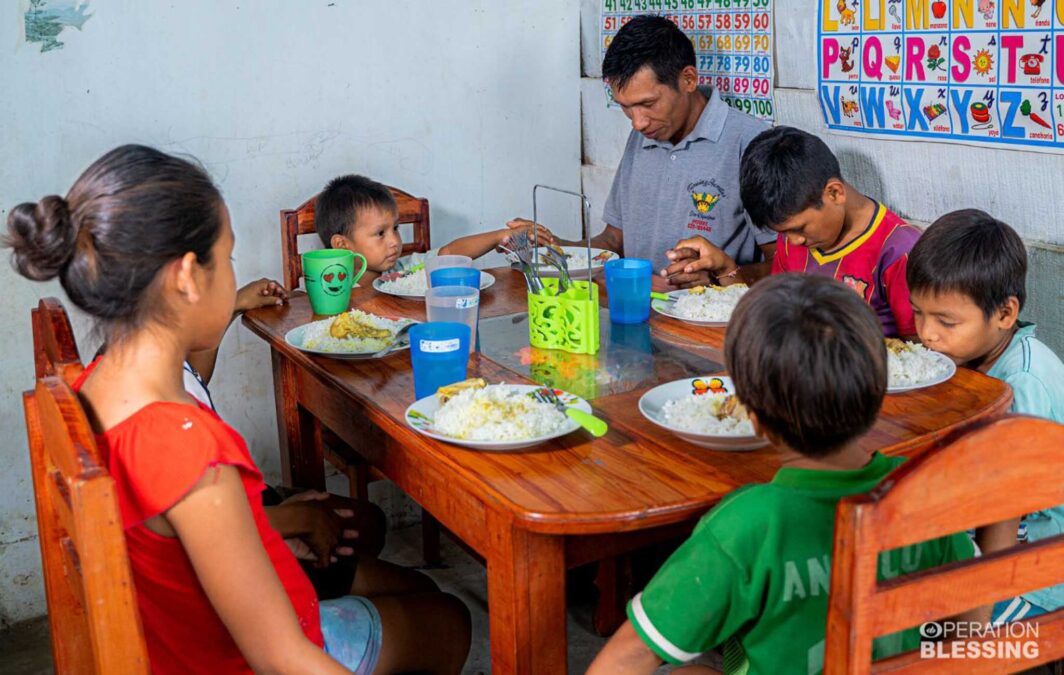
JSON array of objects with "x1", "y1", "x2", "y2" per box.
[
  {"x1": 602, "y1": 0, "x2": 775, "y2": 121},
  {"x1": 818, "y1": 0, "x2": 1064, "y2": 153}
]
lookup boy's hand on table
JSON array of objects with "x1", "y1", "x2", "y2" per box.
[
  {"x1": 662, "y1": 237, "x2": 740, "y2": 289},
  {"x1": 235, "y1": 278, "x2": 289, "y2": 314},
  {"x1": 502, "y1": 218, "x2": 557, "y2": 248}
]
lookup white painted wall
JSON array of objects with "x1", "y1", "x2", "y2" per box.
[
  {"x1": 0, "y1": 0, "x2": 580, "y2": 626},
  {"x1": 579, "y1": 0, "x2": 1063, "y2": 348}
]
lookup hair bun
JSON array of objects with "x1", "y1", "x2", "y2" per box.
[{"x1": 5, "y1": 195, "x2": 78, "y2": 281}]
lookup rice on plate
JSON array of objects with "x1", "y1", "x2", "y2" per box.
[
  {"x1": 662, "y1": 392, "x2": 755, "y2": 436},
  {"x1": 377, "y1": 268, "x2": 429, "y2": 295},
  {"x1": 299, "y1": 309, "x2": 406, "y2": 353},
  {"x1": 886, "y1": 339, "x2": 954, "y2": 390},
  {"x1": 672, "y1": 284, "x2": 749, "y2": 322},
  {"x1": 434, "y1": 384, "x2": 567, "y2": 441}
]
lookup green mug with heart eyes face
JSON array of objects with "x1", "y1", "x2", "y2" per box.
[{"x1": 302, "y1": 249, "x2": 368, "y2": 315}]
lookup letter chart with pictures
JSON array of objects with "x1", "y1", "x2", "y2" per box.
[
  {"x1": 819, "y1": 0, "x2": 1064, "y2": 152},
  {"x1": 602, "y1": 0, "x2": 776, "y2": 121}
]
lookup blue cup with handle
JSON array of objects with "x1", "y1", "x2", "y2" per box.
[
  {"x1": 430, "y1": 267, "x2": 480, "y2": 289},
  {"x1": 604, "y1": 258, "x2": 653, "y2": 324},
  {"x1": 409, "y1": 322, "x2": 472, "y2": 400}
]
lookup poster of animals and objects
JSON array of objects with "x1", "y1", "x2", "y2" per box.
[
  {"x1": 602, "y1": 0, "x2": 775, "y2": 121},
  {"x1": 819, "y1": 0, "x2": 1064, "y2": 153}
]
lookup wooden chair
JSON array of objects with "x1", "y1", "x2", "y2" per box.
[
  {"x1": 31, "y1": 297, "x2": 84, "y2": 386},
  {"x1": 23, "y1": 375, "x2": 149, "y2": 673},
  {"x1": 279, "y1": 185, "x2": 431, "y2": 291},
  {"x1": 825, "y1": 416, "x2": 1064, "y2": 674}
]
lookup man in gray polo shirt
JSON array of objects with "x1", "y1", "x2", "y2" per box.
[{"x1": 511, "y1": 15, "x2": 776, "y2": 288}]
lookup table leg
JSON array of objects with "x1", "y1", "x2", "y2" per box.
[
  {"x1": 486, "y1": 513, "x2": 567, "y2": 674},
  {"x1": 272, "y1": 349, "x2": 325, "y2": 490},
  {"x1": 593, "y1": 555, "x2": 633, "y2": 636}
]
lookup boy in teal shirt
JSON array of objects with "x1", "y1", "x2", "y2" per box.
[
  {"x1": 588, "y1": 275, "x2": 975, "y2": 675},
  {"x1": 907, "y1": 209, "x2": 1064, "y2": 621}
]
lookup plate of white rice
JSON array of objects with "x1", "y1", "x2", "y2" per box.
[
  {"x1": 638, "y1": 375, "x2": 769, "y2": 451},
  {"x1": 886, "y1": 340, "x2": 956, "y2": 393},
  {"x1": 652, "y1": 284, "x2": 749, "y2": 327},
  {"x1": 373, "y1": 268, "x2": 495, "y2": 299},
  {"x1": 404, "y1": 383, "x2": 592, "y2": 450},
  {"x1": 284, "y1": 309, "x2": 417, "y2": 360}
]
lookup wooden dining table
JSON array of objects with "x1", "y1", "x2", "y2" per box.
[{"x1": 242, "y1": 267, "x2": 1012, "y2": 674}]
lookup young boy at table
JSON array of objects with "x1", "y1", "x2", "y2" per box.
[
  {"x1": 587, "y1": 274, "x2": 975, "y2": 675},
  {"x1": 666, "y1": 126, "x2": 920, "y2": 338},
  {"x1": 907, "y1": 209, "x2": 1064, "y2": 623},
  {"x1": 314, "y1": 174, "x2": 554, "y2": 286}
]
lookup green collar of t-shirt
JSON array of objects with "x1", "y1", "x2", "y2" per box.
[{"x1": 770, "y1": 451, "x2": 900, "y2": 495}]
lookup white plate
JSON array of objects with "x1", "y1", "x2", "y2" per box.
[
  {"x1": 372, "y1": 270, "x2": 495, "y2": 299},
  {"x1": 887, "y1": 350, "x2": 957, "y2": 393},
  {"x1": 638, "y1": 376, "x2": 769, "y2": 451},
  {"x1": 404, "y1": 384, "x2": 593, "y2": 451},
  {"x1": 284, "y1": 314, "x2": 417, "y2": 360},
  {"x1": 519, "y1": 246, "x2": 618, "y2": 278},
  {"x1": 651, "y1": 288, "x2": 750, "y2": 327}
]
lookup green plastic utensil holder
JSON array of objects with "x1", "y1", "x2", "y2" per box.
[{"x1": 528, "y1": 279, "x2": 601, "y2": 355}]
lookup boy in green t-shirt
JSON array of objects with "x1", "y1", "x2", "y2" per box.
[
  {"x1": 588, "y1": 274, "x2": 975, "y2": 675},
  {"x1": 907, "y1": 209, "x2": 1064, "y2": 621}
]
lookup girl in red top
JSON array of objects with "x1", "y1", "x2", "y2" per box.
[{"x1": 6, "y1": 145, "x2": 470, "y2": 674}]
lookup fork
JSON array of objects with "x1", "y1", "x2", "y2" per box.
[
  {"x1": 507, "y1": 231, "x2": 545, "y2": 294},
  {"x1": 369, "y1": 321, "x2": 416, "y2": 358},
  {"x1": 498, "y1": 243, "x2": 539, "y2": 293},
  {"x1": 538, "y1": 245, "x2": 573, "y2": 293},
  {"x1": 530, "y1": 387, "x2": 608, "y2": 437}
]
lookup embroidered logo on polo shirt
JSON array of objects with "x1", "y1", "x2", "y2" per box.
[
  {"x1": 687, "y1": 178, "x2": 726, "y2": 220},
  {"x1": 691, "y1": 191, "x2": 720, "y2": 214}
]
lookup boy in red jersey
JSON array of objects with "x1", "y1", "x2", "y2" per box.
[{"x1": 666, "y1": 126, "x2": 919, "y2": 338}]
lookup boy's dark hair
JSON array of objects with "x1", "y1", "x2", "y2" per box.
[
  {"x1": 602, "y1": 15, "x2": 696, "y2": 91},
  {"x1": 5, "y1": 144, "x2": 224, "y2": 336},
  {"x1": 725, "y1": 274, "x2": 887, "y2": 458},
  {"x1": 315, "y1": 175, "x2": 397, "y2": 247},
  {"x1": 740, "y1": 126, "x2": 843, "y2": 230},
  {"x1": 907, "y1": 209, "x2": 1027, "y2": 318}
]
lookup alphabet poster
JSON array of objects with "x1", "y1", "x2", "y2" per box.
[
  {"x1": 818, "y1": 0, "x2": 1064, "y2": 152},
  {"x1": 602, "y1": 0, "x2": 775, "y2": 121}
]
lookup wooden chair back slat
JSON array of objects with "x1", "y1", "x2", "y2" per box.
[
  {"x1": 280, "y1": 185, "x2": 431, "y2": 290},
  {"x1": 24, "y1": 378, "x2": 149, "y2": 674},
  {"x1": 825, "y1": 416, "x2": 1064, "y2": 674},
  {"x1": 861, "y1": 418, "x2": 1064, "y2": 551},
  {"x1": 31, "y1": 298, "x2": 84, "y2": 386}
]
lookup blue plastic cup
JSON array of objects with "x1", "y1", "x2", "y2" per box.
[
  {"x1": 430, "y1": 267, "x2": 480, "y2": 289},
  {"x1": 604, "y1": 258, "x2": 652, "y2": 324},
  {"x1": 409, "y1": 322, "x2": 471, "y2": 400}
]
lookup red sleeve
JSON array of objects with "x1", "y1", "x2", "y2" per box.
[
  {"x1": 770, "y1": 234, "x2": 787, "y2": 274},
  {"x1": 883, "y1": 254, "x2": 917, "y2": 337},
  {"x1": 104, "y1": 404, "x2": 262, "y2": 528}
]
